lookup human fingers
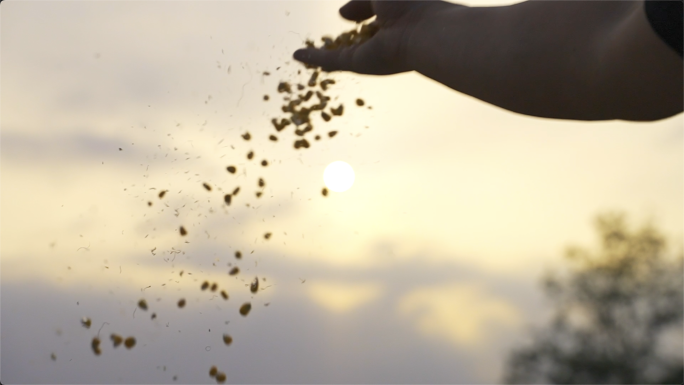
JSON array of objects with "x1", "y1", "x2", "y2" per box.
[
  {"x1": 293, "y1": 46, "x2": 357, "y2": 72},
  {"x1": 339, "y1": 1, "x2": 375, "y2": 22}
]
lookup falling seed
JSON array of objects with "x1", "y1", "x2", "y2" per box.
[
  {"x1": 328, "y1": 131, "x2": 338, "y2": 138},
  {"x1": 250, "y1": 277, "x2": 259, "y2": 293},
  {"x1": 229, "y1": 267, "x2": 240, "y2": 276},
  {"x1": 124, "y1": 337, "x2": 136, "y2": 349},
  {"x1": 232, "y1": 187, "x2": 240, "y2": 195},
  {"x1": 224, "y1": 194, "x2": 232, "y2": 205},
  {"x1": 241, "y1": 132, "x2": 251, "y2": 141},
  {"x1": 215, "y1": 372, "x2": 227, "y2": 384},
  {"x1": 51, "y1": 353, "x2": 56, "y2": 361},
  {"x1": 111, "y1": 334, "x2": 123, "y2": 347},
  {"x1": 209, "y1": 366, "x2": 218, "y2": 377},
  {"x1": 263, "y1": 71, "x2": 270, "y2": 76},
  {"x1": 180, "y1": 226, "x2": 187, "y2": 236},
  {"x1": 220, "y1": 290, "x2": 229, "y2": 300},
  {"x1": 255, "y1": 192, "x2": 262, "y2": 198},
  {"x1": 180, "y1": 270, "x2": 184, "y2": 277},
  {"x1": 277, "y1": 81, "x2": 291, "y2": 93},
  {"x1": 203, "y1": 183, "x2": 212, "y2": 191},
  {"x1": 247, "y1": 151, "x2": 254, "y2": 160},
  {"x1": 151, "y1": 313, "x2": 157, "y2": 320},
  {"x1": 322, "y1": 187, "x2": 328, "y2": 197},
  {"x1": 138, "y1": 299, "x2": 148, "y2": 311},
  {"x1": 315, "y1": 135, "x2": 321, "y2": 140},
  {"x1": 81, "y1": 317, "x2": 92, "y2": 329},
  {"x1": 226, "y1": 166, "x2": 236, "y2": 174},
  {"x1": 159, "y1": 190, "x2": 167, "y2": 199},
  {"x1": 119, "y1": 148, "x2": 122, "y2": 151},
  {"x1": 91, "y1": 337, "x2": 101, "y2": 356},
  {"x1": 264, "y1": 233, "x2": 271, "y2": 240},
  {"x1": 263, "y1": 95, "x2": 269, "y2": 101},
  {"x1": 147, "y1": 201, "x2": 152, "y2": 207},
  {"x1": 201, "y1": 281, "x2": 210, "y2": 291},
  {"x1": 210, "y1": 282, "x2": 218, "y2": 292},
  {"x1": 356, "y1": 98, "x2": 365, "y2": 106},
  {"x1": 239, "y1": 303, "x2": 252, "y2": 316},
  {"x1": 235, "y1": 251, "x2": 242, "y2": 259},
  {"x1": 268, "y1": 135, "x2": 278, "y2": 141},
  {"x1": 222, "y1": 334, "x2": 233, "y2": 345},
  {"x1": 258, "y1": 178, "x2": 265, "y2": 187},
  {"x1": 178, "y1": 299, "x2": 186, "y2": 308},
  {"x1": 331, "y1": 105, "x2": 344, "y2": 116},
  {"x1": 321, "y1": 112, "x2": 331, "y2": 122}
]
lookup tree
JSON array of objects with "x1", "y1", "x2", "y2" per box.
[{"x1": 504, "y1": 212, "x2": 683, "y2": 384}]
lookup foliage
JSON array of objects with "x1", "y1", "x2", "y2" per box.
[{"x1": 504, "y1": 212, "x2": 683, "y2": 384}]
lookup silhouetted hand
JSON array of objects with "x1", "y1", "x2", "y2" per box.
[{"x1": 293, "y1": 0, "x2": 451, "y2": 75}]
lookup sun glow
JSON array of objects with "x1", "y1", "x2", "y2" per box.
[{"x1": 323, "y1": 161, "x2": 355, "y2": 192}]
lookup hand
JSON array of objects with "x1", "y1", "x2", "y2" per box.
[{"x1": 293, "y1": 0, "x2": 450, "y2": 75}]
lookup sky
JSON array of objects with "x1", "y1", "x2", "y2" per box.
[{"x1": 1, "y1": 0, "x2": 683, "y2": 384}]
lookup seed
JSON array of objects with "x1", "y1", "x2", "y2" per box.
[
  {"x1": 235, "y1": 251, "x2": 242, "y2": 259},
  {"x1": 138, "y1": 299, "x2": 148, "y2": 311},
  {"x1": 203, "y1": 183, "x2": 212, "y2": 191},
  {"x1": 250, "y1": 277, "x2": 259, "y2": 293},
  {"x1": 229, "y1": 267, "x2": 240, "y2": 276},
  {"x1": 356, "y1": 98, "x2": 365, "y2": 106},
  {"x1": 111, "y1": 334, "x2": 123, "y2": 347},
  {"x1": 210, "y1": 283, "x2": 218, "y2": 292},
  {"x1": 224, "y1": 194, "x2": 232, "y2": 205},
  {"x1": 268, "y1": 135, "x2": 278, "y2": 141},
  {"x1": 124, "y1": 337, "x2": 136, "y2": 349},
  {"x1": 321, "y1": 112, "x2": 331, "y2": 122},
  {"x1": 239, "y1": 302, "x2": 252, "y2": 316},
  {"x1": 220, "y1": 290, "x2": 229, "y2": 300},
  {"x1": 158, "y1": 190, "x2": 167, "y2": 199},
  {"x1": 151, "y1": 313, "x2": 156, "y2": 320},
  {"x1": 91, "y1": 337, "x2": 101, "y2": 355},
  {"x1": 209, "y1": 366, "x2": 218, "y2": 377},
  {"x1": 255, "y1": 192, "x2": 262, "y2": 198},
  {"x1": 261, "y1": 160, "x2": 268, "y2": 166},
  {"x1": 215, "y1": 372, "x2": 227, "y2": 383},
  {"x1": 180, "y1": 226, "x2": 187, "y2": 236},
  {"x1": 147, "y1": 201, "x2": 152, "y2": 206},
  {"x1": 263, "y1": 71, "x2": 270, "y2": 76},
  {"x1": 328, "y1": 131, "x2": 338, "y2": 138},
  {"x1": 226, "y1": 166, "x2": 236, "y2": 174},
  {"x1": 201, "y1": 281, "x2": 210, "y2": 290},
  {"x1": 308, "y1": 71, "x2": 319, "y2": 87},
  {"x1": 51, "y1": 353, "x2": 56, "y2": 361},
  {"x1": 258, "y1": 178, "x2": 265, "y2": 187},
  {"x1": 322, "y1": 188, "x2": 328, "y2": 197},
  {"x1": 81, "y1": 317, "x2": 92, "y2": 329},
  {"x1": 178, "y1": 299, "x2": 186, "y2": 308},
  {"x1": 263, "y1": 95, "x2": 269, "y2": 101},
  {"x1": 264, "y1": 233, "x2": 271, "y2": 240},
  {"x1": 320, "y1": 79, "x2": 335, "y2": 91},
  {"x1": 315, "y1": 135, "x2": 320, "y2": 140},
  {"x1": 247, "y1": 151, "x2": 254, "y2": 160},
  {"x1": 232, "y1": 187, "x2": 240, "y2": 195},
  {"x1": 222, "y1": 334, "x2": 233, "y2": 345},
  {"x1": 241, "y1": 132, "x2": 251, "y2": 141},
  {"x1": 331, "y1": 104, "x2": 344, "y2": 116},
  {"x1": 277, "y1": 82, "x2": 292, "y2": 93}
]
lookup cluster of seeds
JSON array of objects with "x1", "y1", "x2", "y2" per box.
[{"x1": 72, "y1": 20, "x2": 377, "y2": 380}]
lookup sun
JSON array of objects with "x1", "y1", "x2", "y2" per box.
[{"x1": 323, "y1": 161, "x2": 355, "y2": 192}]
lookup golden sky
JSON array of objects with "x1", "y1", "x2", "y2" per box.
[{"x1": 1, "y1": 0, "x2": 682, "y2": 383}]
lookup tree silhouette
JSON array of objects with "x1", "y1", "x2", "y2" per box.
[{"x1": 504, "y1": 212, "x2": 683, "y2": 384}]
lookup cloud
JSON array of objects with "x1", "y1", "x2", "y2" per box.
[
  {"x1": 307, "y1": 281, "x2": 383, "y2": 313},
  {"x1": 398, "y1": 283, "x2": 521, "y2": 347}
]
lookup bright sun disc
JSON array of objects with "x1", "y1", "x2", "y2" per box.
[{"x1": 324, "y1": 161, "x2": 355, "y2": 192}]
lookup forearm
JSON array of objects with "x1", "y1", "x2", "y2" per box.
[{"x1": 407, "y1": 1, "x2": 682, "y2": 121}]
